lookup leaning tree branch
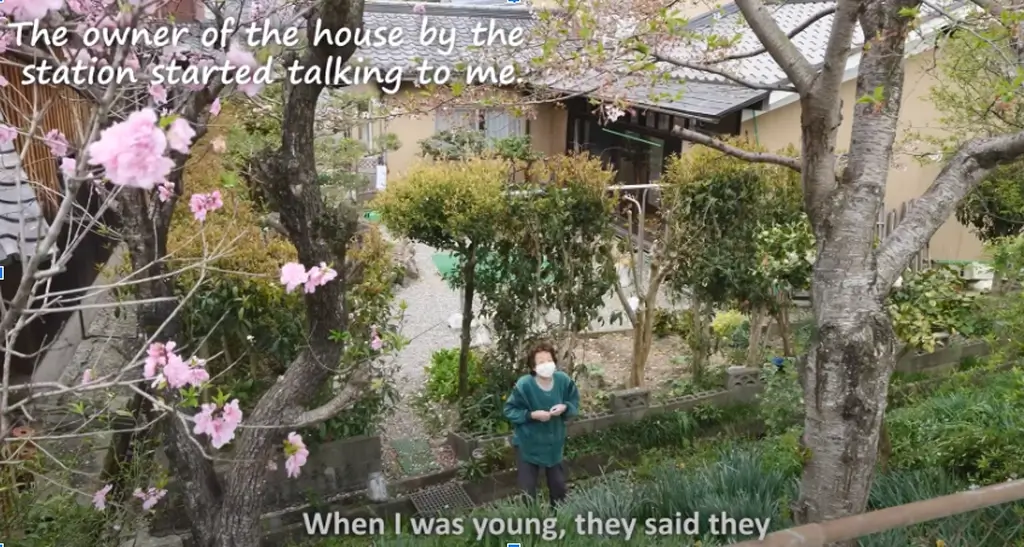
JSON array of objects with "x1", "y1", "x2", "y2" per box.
[
  {"x1": 876, "y1": 129, "x2": 1024, "y2": 287},
  {"x1": 291, "y1": 366, "x2": 372, "y2": 427},
  {"x1": 813, "y1": 0, "x2": 861, "y2": 97},
  {"x1": 651, "y1": 53, "x2": 798, "y2": 92},
  {"x1": 671, "y1": 125, "x2": 804, "y2": 172},
  {"x1": 711, "y1": 6, "x2": 839, "y2": 63},
  {"x1": 734, "y1": 0, "x2": 818, "y2": 93}
]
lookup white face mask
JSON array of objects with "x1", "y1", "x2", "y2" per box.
[{"x1": 535, "y1": 361, "x2": 556, "y2": 378}]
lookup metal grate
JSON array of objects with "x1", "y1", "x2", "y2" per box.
[{"x1": 409, "y1": 482, "x2": 475, "y2": 516}]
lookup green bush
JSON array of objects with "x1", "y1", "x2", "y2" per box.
[
  {"x1": 456, "y1": 352, "x2": 522, "y2": 435},
  {"x1": 887, "y1": 369, "x2": 1024, "y2": 484},
  {"x1": 757, "y1": 363, "x2": 803, "y2": 435},
  {"x1": 424, "y1": 348, "x2": 484, "y2": 403}
]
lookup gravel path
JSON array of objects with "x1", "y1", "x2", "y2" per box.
[{"x1": 380, "y1": 237, "x2": 463, "y2": 475}]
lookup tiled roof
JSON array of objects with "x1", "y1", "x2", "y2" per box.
[
  {"x1": 543, "y1": 72, "x2": 768, "y2": 121},
  {"x1": 362, "y1": 1, "x2": 768, "y2": 118},
  {"x1": 359, "y1": 2, "x2": 534, "y2": 73},
  {"x1": 0, "y1": 111, "x2": 53, "y2": 263},
  {"x1": 666, "y1": 0, "x2": 966, "y2": 85}
]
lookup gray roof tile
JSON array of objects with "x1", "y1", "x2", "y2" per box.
[
  {"x1": 358, "y1": 2, "x2": 535, "y2": 74},
  {"x1": 665, "y1": 0, "x2": 966, "y2": 85}
]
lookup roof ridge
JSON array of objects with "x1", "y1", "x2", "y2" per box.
[{"x1": 366, "y1": 1, "x2": 535, "y2": 19}]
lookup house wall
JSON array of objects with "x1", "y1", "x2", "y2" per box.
[
  {"x1": 737, "y1": 51, "x2": 984, "y2": 262},
  {"x1": 379, "y1": 85, "x2": 569, "y2": 177}
]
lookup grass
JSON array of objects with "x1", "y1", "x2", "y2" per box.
[{"x1": 291, "y1": 370, "x2": 1024, "y2": 547}]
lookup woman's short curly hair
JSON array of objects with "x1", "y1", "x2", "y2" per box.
[{"x1": 526, "y1": 341, "x2": 558, "y2": 375}]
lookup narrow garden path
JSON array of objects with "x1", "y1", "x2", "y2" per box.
[{"x1": 380, "y1": 235, "x2": 463, "y2": 478}]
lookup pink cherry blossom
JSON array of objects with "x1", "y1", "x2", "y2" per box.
[
  {"x1": 148, "y1": 84, "x2": 168, "y2": 105},
  {"x1": 193, "y1": 399, "x2": 243, "y2": 449},
  {"x1": 370, "y1": 327, "x2": 383, "y2": 351},
  {"x1": 133, "y1": 487, "x2": 167, "y2": 511},
  {"x1": 283, "y1": 432, "x2": 309, "y2": 478},
  {"x1": 161, "y1": 353, "x2": 209, "y2": 389},
  {"x1": 81, "y1": 368, "x2": 93, "y2": 385},
  {"x1": 0, "y1": 125, "x2": 17, "y2": 146},
  {"x1": 167, "y1": 118, "x2": 195, "y2": 154},
  {"x1": 44, "y1": 129, "x2": 68, "y2": 157},
  {"x1": 60, "y1": 157, "x2": 77, "y2": 179},
  {"x1": 413, "y1": 3, "x2": 426, "y2": 15},
  {"x1": 0, "y1": 0, "x2": 64, "y2": 21},
  {"x1": 87, "y1": 108, "x2": 174, "y2": 190},
  {"x1": 157, "y1": 181, "x2": 174, "y2": 202},
  {"x1": 303, "y1": 262, "x2": 338, "y2": 293},
  {"x1": 210, "y1": 98, "x2": 222, "y2": 117},
  {"x1": 189, "y1": 190, "x2": 223, "y2": 222},
  {"x1": 92, "y1": 484, "x2": 113, "y2": 510},
  {"x1": 143, "y1": 341, "x2": 177, "y2": 379},
  {"x1": 124, "y1": 53, "x2": 140, "y2": 71},
  {"x1": 225, "y1": 45, "x2": 264, "y2": 97},
  {"x1": 211, "y1": 137, "x2": 227, "y2": 153},
  {"x1": 0, "y1": 75, "x2": 7, "y2": 87},
  {"x1": 279, "y1": 262, "x2": 308, "y2": 293}
]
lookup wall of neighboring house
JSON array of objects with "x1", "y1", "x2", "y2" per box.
[
  {"x1": 379, "y1": 84, "x2": 569, "y2": 177},
  {"x1": 0, "y1": 57, "x2": 120, "y2": 385},
  {"x1": 736, "y1": 50, "x2": 984, "y2": 262}
]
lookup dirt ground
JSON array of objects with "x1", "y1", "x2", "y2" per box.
[{"x1": 573, "y1": 332, "x2": 688, "y2": 390}]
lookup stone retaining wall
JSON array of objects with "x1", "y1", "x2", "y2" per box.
[
  {"x1": 448, "y1": 341, "x2": 989, "y2": 461},
  {"x1": 151, "y1": 435, "x2": 382, "y2": 536}
]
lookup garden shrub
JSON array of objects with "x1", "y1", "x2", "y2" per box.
[
  {"x1": 456, "y1": 352, "x2": 523, "y2": 435},
  {"x1": 710, "y1": 309, "x2": 746, "y2": 341},
  {"x1": 424, "y1": 348, "x2": 485, "y2": 403},
  {"x1": 886, "y1": 369, "x2": 1024, "y2": 484},
  {"x1": 651, "y1": 308, "x2": 691, "y2": 338},
  {"x1": 757, "y1": 363, "x2": 803, "y2": 435},
  {"x1": 887, "y1": 265, "x2": 987, "y2": 353}
]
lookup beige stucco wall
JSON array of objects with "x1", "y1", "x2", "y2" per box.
[
  {"x1": 738, "y1": 53, "x2": 984, "y2": 262},
  {"x1": 379, "y1": 86, "x2": 569, "y2": 177}
]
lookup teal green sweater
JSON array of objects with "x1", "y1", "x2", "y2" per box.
[{"x1": 503, "y1": 371, "x2": 580, "y2": 467}]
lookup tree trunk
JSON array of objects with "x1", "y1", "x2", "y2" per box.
[
  {"x1": 795, "y1": 301, "x2": 896, "y2": 531},
  {"x1": 457, "y1": 244, "x2": 477, "y2": 397},
  {"x1": 775, "y1": 294, "x2": 793, "y2": 357},
  {"x1": 629, "y1": 308, "x2": 653, "y2": 387},
  {"x1": 746, "y1": 306, "x2": 767, "y2": 366}
]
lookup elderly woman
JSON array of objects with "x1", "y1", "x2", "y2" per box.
[{"x1": 502, "y1": 342, "x2": 580, "y2": 506}]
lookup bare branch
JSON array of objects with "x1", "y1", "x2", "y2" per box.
[
  {"x1": 672, "y1": 124, "x2": 803, "y2": 172},
  {"x1": 291, "y1": 366, "x2": 372, "y2": 428},
  {"x1": 712, "y1": 7, "x2": 839, "y2": 63},
  {"x1": 876, "y1": 130, "x2": 1024, "y2": 286},
  {"x1": 651, "y1": 53, "x2": 798, "y2": 92},
  {"x1": 734, "y1": 0, "x2": 818, "y2": 93}
]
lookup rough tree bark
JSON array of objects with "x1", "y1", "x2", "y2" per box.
[
  {"x1": 110, "y1": 1, "x2": 371, "y2": 545},
  {"x1": 207, "y1": 1, "x2": 369, "y2": 544},
  {"x1": 458, "y1": 243, "x2": 477, "y2": 396},
  {"x1": 647, "y1": 0, "x2": 1024, "y2": 532}
]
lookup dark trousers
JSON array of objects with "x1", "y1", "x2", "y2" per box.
[{"x1": 516, "y1": 449, "x2": 567, "y2": 506}]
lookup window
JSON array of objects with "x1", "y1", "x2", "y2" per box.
[
  {"x1": 435, "y1": 108, "x2": 526, "y2": 140},
  {"x1": 342, "y1": 100, "x2": 374, "y2": 150}
]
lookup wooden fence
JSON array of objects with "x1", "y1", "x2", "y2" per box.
[
  {"x1": 0, "y1": 57, "x2": 93, "y2": 218},
  {"x1": 876, "y1": 200, "x2": 931, "y2": 272}
]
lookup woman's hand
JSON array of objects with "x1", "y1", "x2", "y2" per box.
[
  {"x1": 530, "y1": 410, "x2": 552, "y2": 422},
  {"x1": 550, "y1": 404, "x2": 567, "y2": 416}
]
